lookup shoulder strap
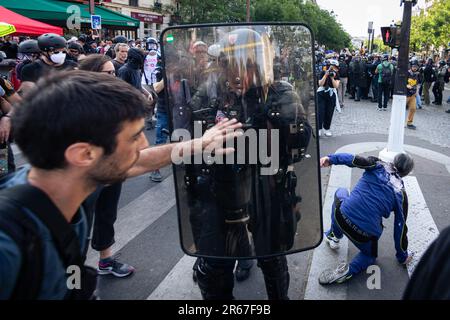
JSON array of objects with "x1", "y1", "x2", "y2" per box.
[
  {"x1": 0, "y1": 184, "x2": 83, "y2": 267},
  {"x1": 0, "y1": 199, "x2": 43, "y2": 299}
]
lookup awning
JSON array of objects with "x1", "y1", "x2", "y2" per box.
[
  {"x1": 0, "y1": 0, "x2": 140, "y2": 28},
  {"x1": 0, "y1": 6, "x2": 63, "y2": 36},
  {"x1": 0, "y1": 22, "x2": 16, "y2": 37}
]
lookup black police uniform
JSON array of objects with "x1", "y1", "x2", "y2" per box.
[{"x1": 187, "y1": 67, "x2": 311, "y2": 300}]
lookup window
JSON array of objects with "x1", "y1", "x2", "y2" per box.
[{"x1": 129, "y1": 0, "x2": 138, "y2": 6}]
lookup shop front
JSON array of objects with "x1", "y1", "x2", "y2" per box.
[
  {"x1": 0, "y1": 0, "x2": 139, "y2": 39},
  {"x1": 130, "y1": 12, "x2": 163, "y2": 39}
]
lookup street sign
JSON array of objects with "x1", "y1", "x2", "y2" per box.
[
  {"x1": 368, "y1": 21, "x2": 373, "y2": 34},
  {"x1": 91, "y1": 15, "x2": 101, "y2": 30}
]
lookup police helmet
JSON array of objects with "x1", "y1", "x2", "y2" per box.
[
  {"x1": 146, "y1": 37, "x2": 158, "y2": 45},
  {"x1": 18, "y1": 40, "x2": 40, "y2": 54},
  {"x1": 410, "y1": 59, "x2": 419, "y2": 67},
  {"x1": 37, "y1": 33, "x2": 67, "y2": 52},
  {"x1": 146, "y1": 37, "x2": 158, "y2": 51},
  {"x1": 393, "y1": 153, "x2": 414, "y2": 177},
  {"x1": 439, "y1": 60, "x2": 446, "y2": 66},
  {"x1": 217, "y1": 28, "x2": 273, "y2": 93}
]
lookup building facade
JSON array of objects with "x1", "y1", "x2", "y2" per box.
[{"x1": 101, "y1": 0, "x2": 177, "y2": 39}]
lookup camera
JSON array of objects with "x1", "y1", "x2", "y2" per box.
[{"x1": 328, "y1": 70, "x2": 336, "y2": 77}]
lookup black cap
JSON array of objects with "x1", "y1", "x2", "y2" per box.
[
  {"x1": 113, "y1": 35, "x2": 128, "y2": 44},
  {"x1": 68, "y1": 42, "x2": 84, "y2": 53}
]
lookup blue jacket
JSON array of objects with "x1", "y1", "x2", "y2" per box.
[
  {"x1": 328, "y1": 153, "x2": 409, "y2": 263},
  {"x1": 0, "y1": 166, "x2": 89, "y2": 299}
]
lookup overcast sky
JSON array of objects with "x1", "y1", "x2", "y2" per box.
[{"x1": 315, "y1": 0, "x2": 428, "y2": 38}]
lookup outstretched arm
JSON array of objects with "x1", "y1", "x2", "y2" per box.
[
  {"x1": 320, "y1": 153, "x2": 379, "y2": 169},
  {"x1": 127, "y1": 118, "x2": 243, "y2": 178}
]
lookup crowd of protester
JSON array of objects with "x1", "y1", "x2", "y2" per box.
[{"x1": 314, "y1": 46, "x2": 450, "y2": 133}]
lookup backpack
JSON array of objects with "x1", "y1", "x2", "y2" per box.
[
  {"x1": 339, "y1": 62, "x2": 348, "y2": 77},
  {"x1": 0, "y1": 184, "x2": 97, "y2": 300},
  {"x1": 381, "y1": 64, "x2": 393, "y2": 85}
]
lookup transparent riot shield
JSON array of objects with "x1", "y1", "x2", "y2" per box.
[{"x1": 161, "y1": 23, "x2": 322, "y2": 259}]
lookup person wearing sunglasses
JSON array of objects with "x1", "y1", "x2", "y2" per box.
[{"x1": 20, "y1": 33, "x2": 78, "y2": 83}]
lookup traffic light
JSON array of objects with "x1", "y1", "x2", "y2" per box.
[{"x1": 381, "y1": 26, "x2": 401, "y2": 48}]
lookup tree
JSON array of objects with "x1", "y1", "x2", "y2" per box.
[
  {"x1": 177, "y1": 0, "x2": 246, "y2": 24},
  {"x1": 252, "y1": 0, "x2": 351, "y2": 50},
  {"x1": 364, "y1": 38, "x2": 390, "y2": 54},
  {"x1": 177, "y1": 0, "x2": 352, "y2": 50},
  {"x1": 410, "y1": 0, "x2": 449, "y2": 54}
]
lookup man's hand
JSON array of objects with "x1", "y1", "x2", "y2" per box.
[
  {"x1": 126, "y1": 118, "x2": 243, "y2": 178},
  {"x1": 198, "y1": 118, "x2": 243, "y2": 155},
  {"x1": 0, "y1": 116, "x2": 11, "y2": 144},
  {"x1": 320, "y1": 156, "x2": 331, "y2": 168},
  {"x1": 400, "y1": 253, "x2": 414, "y2": 266}
]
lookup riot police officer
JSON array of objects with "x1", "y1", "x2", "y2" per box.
[{"x1": 165, "y1": 27, "x2": 313, "y2": 300}]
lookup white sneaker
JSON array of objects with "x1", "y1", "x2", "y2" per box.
[
  {"x1": 319, "y1": 262, "x2": 351, "y2": 285},
  {"x1": 325, "y1": 232, "x2": 340, "y2": 250},
  {"x1": 324, "y1": 130, "x2": 333, "y2": 137},
  {"x1": 318, "y1": 129, "x2": 323, "y2": 137}
]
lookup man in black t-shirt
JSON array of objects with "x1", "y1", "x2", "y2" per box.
[
  {"x1": 337, "y1": 54, "x2": 348, "y2": 107},
  {"x1": 20, "y1": 34, "x2": 77, "y2": 83}
]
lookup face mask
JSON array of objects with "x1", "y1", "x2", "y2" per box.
[{"x1": 50, "y1": 52, "x2": 66, "y2": 64}]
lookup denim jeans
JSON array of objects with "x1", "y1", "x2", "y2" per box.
[
  {"x1": 155, "y1": 108, "x2": 169, "y2": 145},
  {"x1": 416, "y1": 93, "x2": 422, "y2": 108}
]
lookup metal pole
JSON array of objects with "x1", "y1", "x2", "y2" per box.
[
  {"x1": 370, "y1": 30, "x2": 375, "y2": 53},
  {"x1": 379, "y1": 0, "x2": 414, "y2": 162},
  {"x1": 246, "y1": 0, "x2": 250, "y2": 22},
  {"x1": 89, "y1": 0, "x2": 95, "y2": 15}
]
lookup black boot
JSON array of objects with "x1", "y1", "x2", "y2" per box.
[
  {"x1": 196, "y1": 258, "x2": 235, "y2": 300},
  {"x1": 258, "y1": 256, "x2": 290, "y2": 300}
]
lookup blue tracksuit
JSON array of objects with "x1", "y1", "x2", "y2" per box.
[{"x1": 326, "y1": 153, "x2": 409, "y2": 275}]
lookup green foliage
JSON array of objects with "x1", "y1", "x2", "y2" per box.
[
  {"x1": 410, "y1": 0, "x2": 450, "y2": 52},
  {"x1": 177, "y1": 0, "x2": 352, "y2": 50},
  {"x1": 364, "y1": 38, "x2": 390, "y2": 54},
  {"x1": 176, "y1": 0, "x2": 246, "y2": 23}
]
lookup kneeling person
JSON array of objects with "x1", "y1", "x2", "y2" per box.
[{"x1": 318, "y1": 152, "x2": 414, "y2": 285}]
